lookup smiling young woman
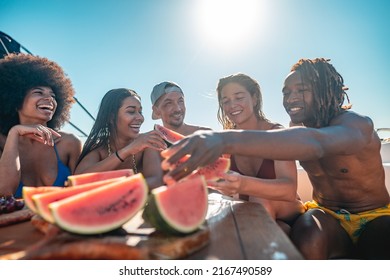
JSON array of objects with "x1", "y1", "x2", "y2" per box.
[
  {"x1": 0, "y1": 53, "x2": 82, "y2": 198},
  {"x1": 211, "y1": 73, "x2": 304, "y2": 234},
  {"x1": 74, "y1": 88, "x2": 167, "y2": 190}
]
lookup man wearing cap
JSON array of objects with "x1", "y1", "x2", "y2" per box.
[{"x1": 151, "y1": 81, "x2": 211, "y2": 136}]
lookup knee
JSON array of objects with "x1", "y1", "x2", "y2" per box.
[
  {"x1": 291, "y1": 217, "x2": 326, "y2": 244},
  {"x1": 289, "y1": 211, "x2": 329, "y2": 258},
  {"x1": 356, "y1": 216, "x2": 390, "y2": 259}
]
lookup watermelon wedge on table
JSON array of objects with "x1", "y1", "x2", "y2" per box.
[
  {"x1": 23, "y1": 186, "x2": 61, "y2": 213},
  {"x1": 144, "y1": 175, "x2": 208, "y2": 235},
  {"x1": 33, "y1": 177, "x2": 124, "y2": 223},
  {"x1": 50, "y1": 174, "x2": 148, "y2": 235},
  {"x1": 66, "y1": 169, "x2": 133, "y2": 186}
]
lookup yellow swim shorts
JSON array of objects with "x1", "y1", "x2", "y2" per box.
[{"x1": 304, "y1": 200, "x2": 390, "y2": 243}]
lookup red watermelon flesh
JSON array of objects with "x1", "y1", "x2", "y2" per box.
[
  {"x1": 33, "y1": 177, "x2": 124, "y2": 223},
  {"x1": 144, "y1": 175, "x2": 208, "y2": 235},
  {"x1": 50, "y1": 174, "x2": 148, "y2": 235},
  {"x1": 66, "y1": 169, "x2": 133, "y2": 186},
  {"x1": 166, "y1": 156, "x2": 231, "y2": 185},
  {"x1": 154, "y1": 124, "x2": 184, "y2": 146},
  {"x1": 190, "y1": 157, "x2": 231, "y2": 181},
  {"x1": 23, "y1": 186, "x2": 62, "y2": 213}
]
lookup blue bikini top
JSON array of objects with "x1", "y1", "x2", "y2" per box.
[{"x1": 14, "y1": 144, "x2": 71, "y2": 198}]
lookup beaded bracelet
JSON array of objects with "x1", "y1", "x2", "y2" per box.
[{"x1": 115, "y1": 151, "x2": 125, "y2": 162}]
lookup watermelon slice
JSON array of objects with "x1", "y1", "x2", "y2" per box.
[
  {"x1": 50, "y1": 174, "x2": 148, "y2": 235},
  {"x1": 144, "y1": 175, "x2": 208, "y2": 235},
  {"x1": 33, "y1": 177, "x2": 124, "y2": 223},
  {"x1": 168, "y1": 155, "x2": 231, "y2": 184},
  {"x1": 190, "y1": 157, "x2": 230, "y2": 181},
  {"x1": 66, "y1": 169, "x2": 133, "y2": 186},
  {"x1": 154, "y1": 124, "x2": 185, "y2": 146},
  {"x1": 23, "y1": 186, "x2": 62, "y2": 213}
]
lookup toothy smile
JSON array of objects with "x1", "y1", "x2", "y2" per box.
[
  {"x1": 230, "y1": 110, "x2": 242, "y2": 116},
  {"x1": 37, "y1": 104, "x2": 54, "y2": 112},
  {"x1": 288, "y1": 107, "x2": 303, "y2": 114}
]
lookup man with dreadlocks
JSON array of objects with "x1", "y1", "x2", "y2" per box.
[{"x1": 160, "y1": 58, "x2": 390, "y2": 259}]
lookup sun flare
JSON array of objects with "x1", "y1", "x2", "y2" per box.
[{"x1": 195, "y1": 0, "x2": 264, "y2": 52}]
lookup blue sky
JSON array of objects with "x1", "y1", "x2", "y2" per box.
[{"x1": 1, "y1": 0, "x2": 390, "y2": 141}]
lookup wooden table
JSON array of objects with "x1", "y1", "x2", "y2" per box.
[
  {"x1": 188, "y1": 193, "x2": 303, "y2": 259},
  {"x1": 0, "y1": 193, "x2": 303, "y2": 260}
]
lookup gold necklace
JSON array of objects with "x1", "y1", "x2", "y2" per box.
[{"x1": 107, "y1": 140, "x2": 137, "y2": 174}]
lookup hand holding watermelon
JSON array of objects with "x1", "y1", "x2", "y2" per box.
[
  {"x1": 127, "y1": 130, "x2": 168, "y2": 154},
  {"x1": 161, "y1": 131, "x2": 226, "y2": 181},
  {"x1": 206, "y1": 171, "x2": 242, "y2": 197}
]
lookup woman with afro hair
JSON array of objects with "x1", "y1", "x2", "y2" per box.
[{"x1": 0, "y1": 53, "x2": 82, "y2": 198}]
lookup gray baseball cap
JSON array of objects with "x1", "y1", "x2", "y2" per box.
[{"x1": 151, "y1": 81, "x2": 183, "y2": 119}]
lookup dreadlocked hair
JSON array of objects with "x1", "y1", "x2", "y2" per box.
[
  {"x1": 291, "y1": 58, "x2": 351, "y2": 128},
  {"x1": 216, "y1": 73, "x2": 269, "y2": 129}
]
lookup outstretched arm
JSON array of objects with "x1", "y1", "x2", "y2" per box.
[{"x1": 161, "y1": 112, "x2": 374, "y2": 181}]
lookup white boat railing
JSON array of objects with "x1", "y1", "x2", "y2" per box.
[{"x1": 377, "y1": 127, "x2": 390, "y2": 142}]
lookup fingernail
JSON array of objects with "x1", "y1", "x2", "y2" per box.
[
  {"x1": 163, "y1": 174, "x2": 172, "y2": 184},
  {"x1": 161, "y1": 160, "x2": 170, "y2": 170}
]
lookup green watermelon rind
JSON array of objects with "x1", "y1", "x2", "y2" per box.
[
  {"x1": 144, "y1": 191, "x2": 189, "y2": 236},
  {"x1": 22, "y1": 186, "x2": 61, "y2": 213},
  {"x1": 33, "y1": 177, "x2": 125, "y2": 224},
  {"x1": 50, "y1": 174, "x2": 148, "y2": 235},
  {"x1": 154, "y1": 124, "x2": 184, "y2": 146},
  {"x1": 144, "y1": 176, "x2": 208, "y2": 235}
]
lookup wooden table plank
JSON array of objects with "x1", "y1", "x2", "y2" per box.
[
  {"x1": 186, "y1": 194, "x2": 243, "y2": 259},
  {"x1": 232, "y1": 201, "x2": 303, "y2": 260},
  {"x1": 0, "y1": 221, "x2": 43, "y2": 259},
  {"x1": 0, "y1": 193, "x2": 303, "y2": 260}
]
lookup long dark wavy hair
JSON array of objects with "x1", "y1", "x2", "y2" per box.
[
  {"x1": 291, "y1": 58, "x2": 351, "y2": 128},
  {"x1": 0, "y1": 53, "x2": 75, "y2": 135},
  {"x1": 216, "y1": 73, "x2": 269, "y2": 129},
  {"x1": 77, "y1": 88, "x2": 141, "y2": 165}
]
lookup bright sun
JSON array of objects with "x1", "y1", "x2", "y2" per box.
[{"x1": 195, "y1": 0, "x2": 264, "y2": 52}]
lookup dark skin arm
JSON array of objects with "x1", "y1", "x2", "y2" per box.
[
  {"x1": 161, "y1": 111, "x2": 374, "y2": 182},
  {"x1": 0, "y1": 125, "x2": 61, "y2": 196}
]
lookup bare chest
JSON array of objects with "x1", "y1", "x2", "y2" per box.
[
  {"x1": 18, "y1": 144, "x2": 59, "y2": 186},
  {"x1": 299, "y1": 155, "x2": 356, "y2": 178},
  {"x1": 233, "y1": 155, "x2": 263, "y2": 177}
]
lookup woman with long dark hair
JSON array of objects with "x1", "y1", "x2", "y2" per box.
[{"x1": 75, "y1": 88, "x2": 166, "y2": 189}]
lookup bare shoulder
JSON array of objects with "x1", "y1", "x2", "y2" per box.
[
  {"x1": 56, "y1": 131, "x2": 82, "y2": 149},
  {"x1": 268, "y1": 122, "x2": 284, "y2": 130},
  {"x1": 183, "y1": 124, "x2": 212, "y2": 135},
  {"x1": 328, "y1": 111, "x2": 378, "y2": 149},
  {"x1": 58, "y1": 131, "x2": 81, "y2": 141},
  {"x1": 192, "y1": 124, "x2": 212, "y2": 132},
  {"x1": 332, "y1": 111, "x2": 374, "y2": 132}
]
